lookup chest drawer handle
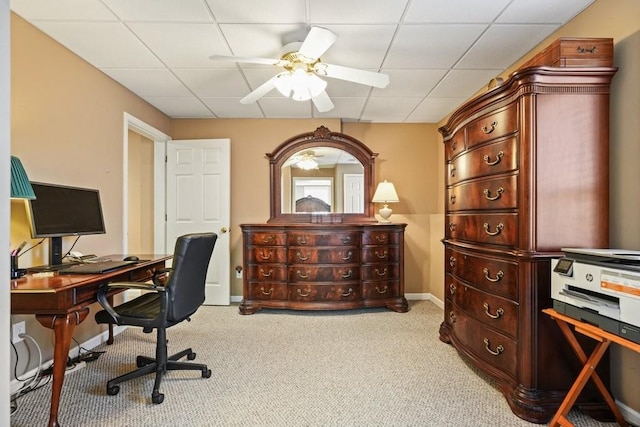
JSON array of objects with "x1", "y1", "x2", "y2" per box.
[
  {"x1": 260, "y1": 287, "x2": 273, "y2": 296},
  {"x1": 340, "y1": 251, "x2": 353, "y2": 261},
  {"x1": 296, "y1": 251, "x2": 309, "y2": 261},
  {"x1": 577, "y1": 46, "x2": 598, "y2": 54},
  {"x1": 342, "y1": 269, "x2": 353, "y2": 279},
  {"x1": 260, "y1": 235, "x2": 274, "y2": 244},
  {"x1": 450, "y1": 140, "x2": 457, "y2": 151},
  {"x1": 449, "y1": 194, "x2": 456, "y2": 204},
  {"x1": 449, "y1": 223, "x2": 456, "y2": 232},
  {"x1": 375, "y1": 250, "x2": 388, "y2": 259},
  {"x1": 260, "y1": 250, "x2": 273, "y2": 260},
  {"x1": 375, "y1": 268, "x2": 388, "y2": 277},
  {"x1": 341, "y1": 236, "x2": 351, "y2": 244},
  {"x1": 483, "y1": 151, "x2": 504, "y2": 166},
  {"x1": 376, "y1": 285, "x2": 388, "y2": 294},
  {"x1": 449, "y1": 256, "x2": 456, "y2": 267},
  {"x1": 342, "y1": 288, "x2": 354, "y2": 297},
  {"x1": 449, "y1": 311, "x2": 456, "y2": 323},
  {"x1": 297, "y1": 288, "x2": 311, "y2": 297},
  {"x1": 260, "y1": 269, "x2": 274, "y2": 278},
  {"x1": 481, "y1": 121, "x2": 497, "y2": 134},
  {"x1": 483, "y1": 187, "x2": 504, "y2": 201},
  {"x1": 483, "y1": 268, "x2": 504, "y2": 282},
  {"x1": 450, "y1": 166, "x2": 456, "y2": 177},
  {"x1": 375, "y1": 235, "x2": 388, "y2": 243},
  {"x1": 483, "y1": 338, "x2": 504, "y2": 356},
  {"x1": 296, "y1": 270, "x2": 309, "y2": 279},
  {"x1": 483, "y1": 303, "x2": 504, "y2": 319},
  {"x1": 296, "y1": 235, "x2": 308, "y2": 244},
  {"x1": 483, "y1": 222, "x2": 504, "y2": 236},
  {"x1": 449, "y1": 283, "x2": 456, "y2": 295}
]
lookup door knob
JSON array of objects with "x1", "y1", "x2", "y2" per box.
[{"x1": 220, "y1": 227, "x2": 228, "y2": 234}]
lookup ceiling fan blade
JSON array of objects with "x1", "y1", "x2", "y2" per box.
[
  {"x1": 209, "y1": 54, "x2": 286, "y2": 66},
  {"x1": 311, "y1": 91, "x2": 334, "y2": 113},
  {"x1": 240, "y1": 76, "x2": 278, "y2": 104},
  {"x1": 318, "y1": 63, "x2": 390, "y2": 88},
  {"x1": 298, "y1": 27, "x2": 338, "y2": 62}
]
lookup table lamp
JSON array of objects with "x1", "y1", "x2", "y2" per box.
[
  {"x1": 11, "y1": 156, "x2": 36, "y2": 199},
  {"x1": 372, "y1": 180, "x2": 399, "y2": 223}
]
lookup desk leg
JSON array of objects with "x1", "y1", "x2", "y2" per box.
[{"x1": 36, "y1": 309, "x2": 90, "y2": 427}]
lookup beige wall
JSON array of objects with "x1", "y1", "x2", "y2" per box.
[{"x1": 127, "y1": 130, "x2": 154, "y2": 254}]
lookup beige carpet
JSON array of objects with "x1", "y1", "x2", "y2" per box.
[{"x1": 10, "y1": 301, "x2": 619, "y2": 426}]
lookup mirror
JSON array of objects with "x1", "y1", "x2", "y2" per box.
[{"x1": 267, "y1": 126, "x2": 378, "y2": 223}]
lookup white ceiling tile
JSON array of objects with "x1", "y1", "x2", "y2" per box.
[
  {"x1": 257, "y1": 98, "x2": 313, "y2": 118},
  {"x1": 309, "y1": 0, "x2": 408, "y2": 23},
  {"x1": 372, "y1": 69, "x2": 447, "y2": 97},
  {"x1": 361, "y1": 97, "x2": 422, "y2": 120},
  {"x1": 384, "y1": 24, "x2": 487, "y2": 69},
  {"x1": 404, "y1": 0, "x2": 511, "y2": 23},
  {"x1": 174, "y1": 68, "x2": 251, "y2": 97},
  {"x1": 143, "y1": 96, "x2": 214, "y2": 117},
  {"x1": 316, "y1": 25, "x2": 396, "y2": 69},
  {"x1": 219, "y1": 24, "x2": 305, "y2": 58},
  {"x1": 102, "y1": 0, "x2": 213, "y2": 22},
  {"x1": 201, "y1": 98, "x2": 265, "y2": 118},
  {"x1": 100, "y1": 69, "x2": 191, "y2": 97},
  {"x1": 430, "y1": 69, "x2": 503, "y2": 98},
  {"x1": 409, "y1": 97, "x2": 467, "y2": 122},
  {"x1": 10, "y1": 0, "x2": 117, "y2": 21},
  {"x1": 128, "y1": 23, "x2": 230, "y2": 68},
  {"x1": 314, "y1": 97, "x2": 367, "y2": 120},
  {"x1": 31, "y1": 21, "x2": 163, "y2": 68},
  {"x1": 207, "y1": 0, "x2": 306, "y2": 23},
  {"x1": 325, "y1": 78, "x2": 372, "y2": 97},
  {"x1": 497, "y1": 0, "x2": 595, "y2": 24}
]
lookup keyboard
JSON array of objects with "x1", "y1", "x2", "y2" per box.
[{"x1": 58, "y1": 260, "x2": 137, "y2": 275}]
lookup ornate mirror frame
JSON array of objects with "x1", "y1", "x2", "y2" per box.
[{"x1": 267, "y1": 126, "x2": 378, "y2": 223}]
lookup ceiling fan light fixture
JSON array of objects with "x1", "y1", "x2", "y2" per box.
[
  {"x1": 297, "y1": 157, "x2": 319, "y2": 170},
  {"x1": 275, "y1": 69, "x2": 327, "y2": 102}
]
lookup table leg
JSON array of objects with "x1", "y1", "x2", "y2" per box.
[{"x1": 36, "y1": 309, "x2": 90, "y2": 427}]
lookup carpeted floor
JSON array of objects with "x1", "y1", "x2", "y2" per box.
[{"x1": 10, "y1": 301, "x2": 620, "y2": 426}]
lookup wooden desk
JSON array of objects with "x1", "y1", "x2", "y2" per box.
[
  {"x1": 10, "y1": 255, "x2": 171, "y2": 427},
  {"x1": 543, "y1": 308, "x2": 640, "y2": 427}
]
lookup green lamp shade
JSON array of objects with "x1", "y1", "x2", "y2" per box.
[{"x1": 10, "y1": 156, "x2": 36, "y2": 199}]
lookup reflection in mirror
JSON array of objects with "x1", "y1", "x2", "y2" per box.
[{"x1": 281, "y1": 147, "x2": 365, "y2": 214}]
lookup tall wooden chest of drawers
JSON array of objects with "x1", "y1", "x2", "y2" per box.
[
  {"x1": 240, "y1": 223, "x2": 407, "y2": 314},
  {"x1": 438, "y1": 38, "x2": 617, "y2": 423}
]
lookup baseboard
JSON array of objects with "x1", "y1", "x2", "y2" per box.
[
  {"x1": 231, "y1": 295, "x2": 242, "y2": 303},
  {"x1": 405, "y1": 293, "x2": 444, "y2": 310},
  {"x1": 616, "y1": 400, "x2": 640, "y2": 426}
]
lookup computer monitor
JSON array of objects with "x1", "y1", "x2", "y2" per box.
[{"x1": 27, "y1": 182, "x2": 106, "y2": 267}]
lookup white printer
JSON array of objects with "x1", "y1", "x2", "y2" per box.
[{"x1": 551, "y1": 248, "x2": 640, "y2": 344}]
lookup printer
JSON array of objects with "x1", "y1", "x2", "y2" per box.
[{"x1": 551, "y1": 248, "x2": 640, "y2": 344}]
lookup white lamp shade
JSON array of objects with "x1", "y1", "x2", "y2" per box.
[{"x1": 372, "y1": 180, "x2": 399, "y2": 203}]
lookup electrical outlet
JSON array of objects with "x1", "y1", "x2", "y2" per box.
[
  {"x1": 236, "y1": 269, "x2": 242, "y2": 279},
  {"x1": 12, "y1": 321, "x2": 26, "y2": 343}
]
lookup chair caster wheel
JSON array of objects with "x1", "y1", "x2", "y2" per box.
[
  {"x1": 202, "y1": 369, "x2": 212, "y2": 378},
  {"x1": 187, "y1": 352, "x2": 196, "y2": 360},
  {"x1": 136, "y1": 356, "x2": 149, "y2": 367},
  {"x1": 152, "y1": 391, "x2": 164, "y2": 404},
  {"x1": 107, "y1": 385, "x2": 120, "y2": 396}
]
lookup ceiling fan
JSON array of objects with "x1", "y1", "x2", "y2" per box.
[{"x1": 210, "y1": 27, "x2": 390, "y2": 113}]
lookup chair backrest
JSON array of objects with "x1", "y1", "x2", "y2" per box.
[{"x1": 165, "y1": 232, "x2": 217, "y2": 322}]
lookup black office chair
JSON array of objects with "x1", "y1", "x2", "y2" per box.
[{"x1": 95, "y1": 232, "x2": 217, "y2": 404}]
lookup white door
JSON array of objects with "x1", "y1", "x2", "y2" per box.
[
  {"x1": 166, "y1": 139, "x2": 230, "y2": 305},
  {"x1": 344, "y1": 174, "x2": 364, "y2": 213}
]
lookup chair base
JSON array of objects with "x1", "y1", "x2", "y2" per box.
[{"x1": 106, "y1": 347, "x2": 211, "y2": 404}]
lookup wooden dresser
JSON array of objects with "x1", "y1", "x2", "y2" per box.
[
  {"x1": 240, "y1": 223, "x2": 408, "y2": 314},
  {"x1": 438, "y1": 38, "x2": 617, "y2": 423}
]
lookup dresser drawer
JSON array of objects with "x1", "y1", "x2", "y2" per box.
[
  {"x1": 449, "y1": 276, "x2": 518, "y2": 338},
  {"x1": 289, "y1": 283, "x2": 360, "y2": 301},
  {"x1": 246, "y1": 282, "x2": 288, "y2": 300},
  {"x1": 288, "y1": 266, "x2": 360, "y2": 282},
  {"x1": 245, "y1": 232, "x2": 287, "y2": 246},
  {"x1": 449, "y1": 307, "x2": 517, "y2": 379},
  {"x1": 448, "y1": 137, "x2": 517, "y2": 185},
  {"x1": 466, "y1": 104, "x2": 518, "y2": 148},
  {"x1": 445, "y1": 247, "x2": 518, "y2": 300},
  {"x1": 362, "y1": 230, "x2": 401, "y2": 245},
  {"x1": 448, "y1": 174, "x2": 517, "y2": 211},
  {"x1": 522, "y1": 37, "x2": 613, "y2": 68},
  {"x1": 247, "y1": 247, "x2": 287, "y2": 264},
  {"x1": 362, "y1": 246, "x2": 401, "y2": 263},
  {"x1": 246, "y1": 265, "x2": 288, "y2": 282},
  {"x1": 362, "y1": 264, "x2": 400, "y2": 281},
  {"x1": 445, "y1": 128, "x2": 465, "y2": 161},
  {"x1": 287, "y1": 247, "x2": 359, "y2": 264},
  {"x1": 447, "y1": 213, "x2": 517, "y2": 247},
  {"x1": 288, "y1": 232, "x2": 359, "y2": 246},
  {"x1": 362, "y1": 280, "x2": 400, "y2": 299}
]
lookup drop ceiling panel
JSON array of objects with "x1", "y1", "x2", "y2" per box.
[
  {"x1": 201, "y1": 97, "x2": 265, "y2": 118},
  {"x1": 101, "y1": 69, "x2": 192, "y2": 97},
  {"x1": 430, "y1": 69, "x2": 503, "y2": 98},
  {"x1": 313, "y1": 98, "x2": 367, "y2": 121},
  {"x1": 10, "y1": 0, "x2": 117, "y2": 21},
  {"x1": 316, "y1": 25, "x2": 396, "y2": 69},
  {"x1": 143, "y1": 96, "x2": 213, "y2": 118},
  {"x1": 361, "y1": 97, "x2": 423, "y2": 122},
  {"x1": 102, "y1": 0, "x2": 214, "y2": 23},
  {"x1": 174, "y1": 68, "x2": 250, "y2": 97},
  {"x1": 497, "y1": 0, "x2": 594, "y2": 24},
  {"x1": 371, "y1": 69, "x2": 448, "y2": 97},
  {"x1": 404, "y1": 0, "x2": 511, "y2": 23},
  {"x1": 219, "y1": 23, "x2": 305, "y2": 58},
  {"x1": 206, "y1": 0, "x2": 306, "y2": 24},
  {"x1": 308, "y1": 0, "x2": 408, "y2": 24}
]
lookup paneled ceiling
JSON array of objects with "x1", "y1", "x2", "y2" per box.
[{"x1": 10, "y1": 0, "x2": 594, "y2": 123}]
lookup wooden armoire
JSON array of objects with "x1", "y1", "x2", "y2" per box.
[{"x1": 438, "y1": 38, "x2": 617, "y2": 423}]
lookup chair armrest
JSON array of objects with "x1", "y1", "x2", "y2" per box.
[{"x1": 96, "y1": 282, "x2": 168, "y2": 326}]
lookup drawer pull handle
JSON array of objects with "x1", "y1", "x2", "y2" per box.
[
  {"x1": 260, "y1": 269, "x2": 273, "y2": 278},
  {"x1": 481, "y1": 121, "x2": 497, "y2": 134},
  {"x1": 296, "y1": 270, "x2": 309, "y2": 279},
  {"x1": 483, "y1": 151, "x2": 504, "y2": 166},
  {"x1": 376, "y1": 286, "x2": 388, "y2": 294},
  {"x1": 375, "y1": 235, "x2": 388, "y2": 243},
  {"x1": 375, "y1": 250, "x2": 388, "y2": 259},
  {"x1": 260, "y1": 287, "x2": 273, "y2": 296},
  {"x1": 340, "y1": 251, "x2": 353, "y2": 261},
  {"x1": 297, "y1": 289, "x2": 311, "y2": 297},
  {"x1": 483, "y1": 338, "x2": 504, "y2": 356},
  {"x1": 449, "y1": 194, "x2": 456, "y2": 204},
  {"x1": 296, "y1": 251, "x2": 309, "y2": 261},
  {"x1": 449, "y1": 311, "x2": 456, "y2": 323},
  {"x1": 342, "y1": 288, "x2": 354, "y2": 297},
  {"x1": 260, "y1": 235, "x2": 274, "y2": 244},
  {"x1": 483, "y1": 303, "x2": 504, "y2": 319},
  {"x1": 483, "y1": 222, "x2": 504, "y2": 236},
  {"x1": 296, "y1": 235, "x2": 308, "y2": 244},
  {"x1": 375, "y1": 268, "x2": 388, "y2": 277},
  {"x1": 450, "y1": 140, "x2": 457, "y2": 151},
  {"x1": 449, "y1": 256, "x2": 456, "y2": 267},
  {"x1": 483, "y1": 187, "x2": 504, "y2": 201},
  {"x1": 341, "y1": 236, "x2": 351, "y2": 244},
  {"x1": 449, "y1": 283, "x2": 456, "y2": 295},
  {"x1": 450, "y1": 166, "x2": 456, "y2": 177},
  {"x1": 483, "y1": 268, "x2": 504, "y2": 282},
  {"x1": 577, "y1": 46, "x2": 598, "y2": 54},
  {"x1": 449, "y1": 223, "x2": 456, "y2": 232},
  {"x1": 259, "y1": 251, "x2": 273, "y2": 260},
  {"x1": 342, "y1": 269, "x2": 353, "y2": 279}
]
